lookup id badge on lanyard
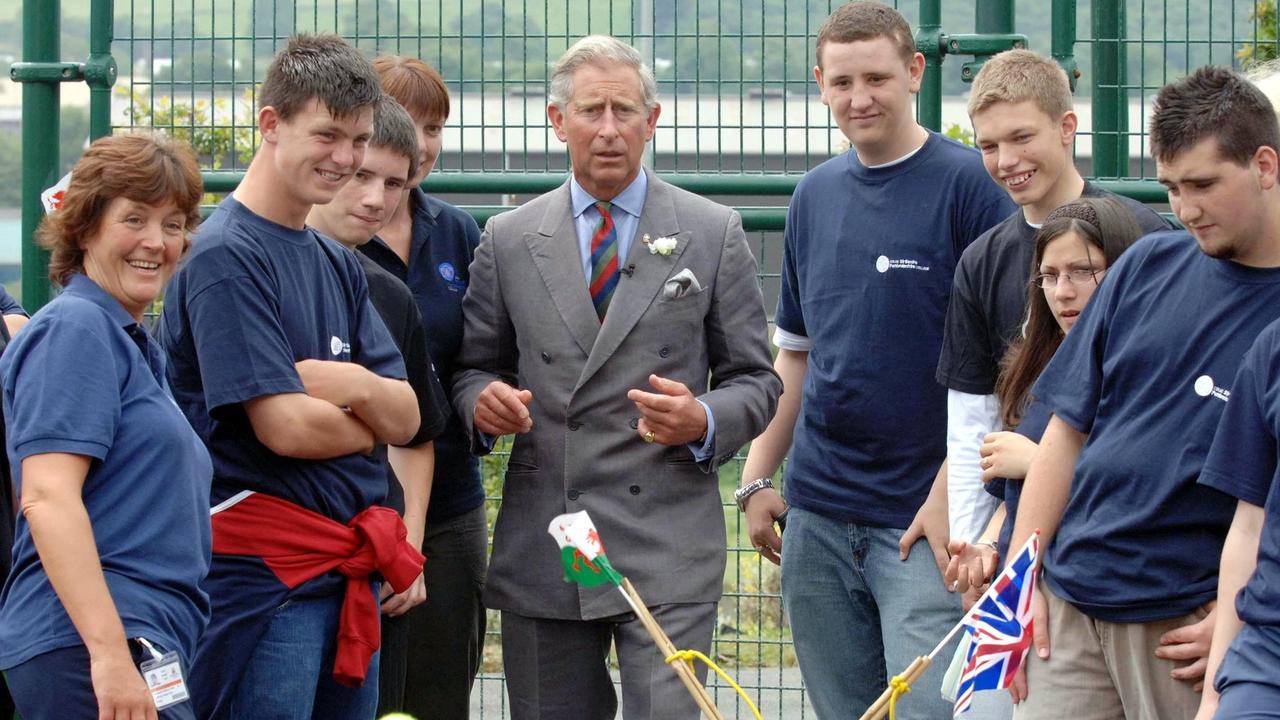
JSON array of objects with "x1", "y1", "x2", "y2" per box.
[{"x1": 136, "y1": 636, "x2": 190, "y2": 711}]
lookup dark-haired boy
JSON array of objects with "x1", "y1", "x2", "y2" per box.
[
  {"x1": 1008, "y1": 65, "x2": 1280, "y2": 718},
  {"x1": 938, "y1": 49, "x2": 1170, "y2": 549},
  {"x1": 160, "y1": 35, "x2": 422, "y2": 719},
  {"x1": 737, "y1": 2, "x2": 1013, "y2": 717}
]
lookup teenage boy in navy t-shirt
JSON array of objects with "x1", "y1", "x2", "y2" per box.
[
  {"x1": 1008, "y1": 66, "x2": 1280, "y2": 719},
  {"x1": 1196, "y1": 321, "x2": 1280, "y2": 720},
  {"x1": 736, "y1": 3, "x2": 1013, "y2": 717},
  {"x1": 160, "y1": 35, "x2": 422, "y2": 719},
  {"x1": 937, "y1": 49, "x2": 1170, "y2": 548}
]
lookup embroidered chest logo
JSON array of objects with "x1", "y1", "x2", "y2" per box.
[
  {"x1": 438, "y1": 262, "x2": 466, "y2": 292},
  {"x1": 1193, "y1": 375, "x2": 1230, "y2": 402},
  {"x1": 330, "y1": 336, "x2": 351, "y2": 356},
  {"x1": 875, "y1": 255, "x2": 931, "y2": 273}
]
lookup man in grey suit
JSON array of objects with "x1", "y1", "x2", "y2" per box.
[{"x1": 452, "y1": 35, "x2": 782, "y2": 720}]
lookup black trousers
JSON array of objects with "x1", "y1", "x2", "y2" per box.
[{"x1": 377, "y1": 503, "x2": 489, "y2": 719}]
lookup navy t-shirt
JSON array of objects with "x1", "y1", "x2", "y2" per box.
[
  {"x1": 160, "y1": 196, "x2": 406, "y2": 529},
  {"x1": 0, "y1": 275, "x2": 212, "y2": 669},
  {"x1": 1201, "y1": 320, "x2": 1280, "y2": 629},
  {"x1": 776, "y1": 132, "x2": 1014, "y2": 527},
  {"x1": 359, "y1": 188, "x2": 485, "y2": 524},
  {"x1": 0, "y1": 288, "x2": 27, "y2": 593},
  {"x1": 0, "y1": 289, "x2": 25, "y2": 318},
  {"x1": 936, "y1": 184, "x2": 1170, "y2": 395},
  {"x1": 984, "y1": 397, "x2": 1051, "y2": 560},
  {"x1": 1034, "y1": 231, "x2": 1280, "y2": 622}
]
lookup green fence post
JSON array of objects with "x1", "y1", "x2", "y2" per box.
[
  {"x1": 17, "y1": 0, "x2": 59, "y2": 312},
  {"x1": 1052, "y1": 0, "x2": 1080, "y2": 92},
  {"x1": 87, "y1": 0, "x2": 118, "y2": 141},
  {"x1": 975, "y1": 0, "x2": 1015, "y2": 35},
  {"x1": 916, "y1": 0, "x2": 943, "y2": 131},
  {"x1": 1093, "y1": 0, "x2": 1127, "y2": 178}
]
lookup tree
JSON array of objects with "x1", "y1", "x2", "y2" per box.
[{"x1": 1238, "y1": 0, "x2": 1279, "y2": 67}]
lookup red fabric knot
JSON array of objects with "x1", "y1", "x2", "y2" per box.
[{"x1": 210, "y1": 492, "x2": 426, "y2": 687}]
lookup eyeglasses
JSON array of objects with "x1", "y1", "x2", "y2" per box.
[{"x1": 1032, "y1": 268, "x2": 1104, "y2": 289}]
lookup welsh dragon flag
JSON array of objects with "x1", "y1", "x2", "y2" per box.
[{"x1": 548, "y1": 511, "x2": 624, "y2": 588}]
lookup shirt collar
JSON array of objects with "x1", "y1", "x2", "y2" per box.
[
  {"x1": 570, "y1": 170, "x2": 648, "y2": 220},
  {"x1": 410, "y1": 187, "x2": 442, "y2": 226},
  {"x1": 65, "y1": 273, "x2": 142, "y2": 331}
]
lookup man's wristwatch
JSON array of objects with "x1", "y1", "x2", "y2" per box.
[{"x1": 735, "y1": 477, "x2": 774, "y2": 512}]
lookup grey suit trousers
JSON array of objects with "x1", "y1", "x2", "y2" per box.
[{"x1": 501, "y1": 603, "x2": 717, "y2": 720}]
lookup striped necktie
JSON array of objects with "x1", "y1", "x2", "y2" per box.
[{"x1": 588, "y1": 201, "x2": 620, "y2": 320}]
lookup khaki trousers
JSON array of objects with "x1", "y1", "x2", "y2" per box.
[{"x1": 1014, "y1": 581, "x2": 1208, "y2": 720}]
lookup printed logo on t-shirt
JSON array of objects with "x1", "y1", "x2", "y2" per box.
[
  {"x1": 330, "y1": 336, "x2": 351, "y2": 357},
  {"x1": 874, "y1": 255, "x2": 931, "y2": 273},
  {"x1": 1193, "y1": 374, "x2": 1230, "y2": 402}
]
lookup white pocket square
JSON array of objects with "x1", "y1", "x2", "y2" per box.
[{"x1": 662, "y1": 268, "x2": 703, "y2": 300}]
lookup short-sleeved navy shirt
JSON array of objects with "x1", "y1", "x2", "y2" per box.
[
  {"x1": 355, "y1": 249, "x2": 450, "y2": 515},
  {"x1": 1034, "y1": 231, "x2": 1280, "y2": 622},
  {"x1": 1201, "y1": 320, "x2": 1280, "y2": 628},
  {"x1": 0, "y1": 289, "x2": 26, "y2": 318},
  {"x1": 984, "y1": 397, "x2": 1051, "y2": 560},
  {"x1": 159, "y1": 196, "x2": 407, "y2": 527},
  {"x1": 776, "y1": 132, "x2": 1015, "y2": 527},
  {"x1": 359, "y1": 189, "x2": 484, "y2": 524},
  {"x1": 0, "y1": 288, "x2": 27, "y2": 591},
  {"x1": 936, "y1": 185, "x2": 1171, "y2": 395},
  {"x1": 0, "y1": 275, "x2": 212, "y2": 669}
]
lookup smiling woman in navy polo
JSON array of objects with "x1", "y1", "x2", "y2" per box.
[{"x1": 0, "y1": 134, "x2": 212, "y2": 720}]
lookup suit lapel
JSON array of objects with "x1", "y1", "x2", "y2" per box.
[
  {"x1": 525, "y1": 183, "x2": 600, "y2": 356},
  {"x1": 576, "y1": 172, "x2": 686, "y2": 391}
]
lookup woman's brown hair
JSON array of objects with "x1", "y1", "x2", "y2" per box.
[
  {"x1": 37, "y1": 132, "x2": 203, "y2": 286},
  {"x1": 372, "y1": 55, "x2": 450, "y2": 122}
]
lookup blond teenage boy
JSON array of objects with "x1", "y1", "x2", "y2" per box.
[{"x1": 937, "y1": 49, "x2": 1169, "y2": 550}]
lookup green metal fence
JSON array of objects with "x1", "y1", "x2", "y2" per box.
[{"x1": 9, "y1": 0, "x2": 1280, "y2": 717}]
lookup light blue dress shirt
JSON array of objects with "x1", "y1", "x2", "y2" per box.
[{"x1": 570, "y1": 172, "x2": 646, "y2": 282}]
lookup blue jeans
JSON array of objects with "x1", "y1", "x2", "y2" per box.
[
  {"x1": 228, "y1": 590, "x2": 380, "y2": 720},
  {"x1": 781, "y1": 506, "x2": 960, "y2": 720}
]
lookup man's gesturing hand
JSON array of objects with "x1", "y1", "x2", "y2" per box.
[
  {"x1": 627, "y1": 374, "x2": 709, "y2": 446},
  {"x1": 474, "y1": 381, "x2": 534, "y2": 436}
]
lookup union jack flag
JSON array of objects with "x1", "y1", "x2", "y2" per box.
[{"x1": 953, "y1": 531, "x2": 1040, "y2": 716}]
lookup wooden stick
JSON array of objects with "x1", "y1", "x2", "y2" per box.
[
  {"x1": 857, "y1": 655, "x2": 933, "y2": 720},
  {"x1": 620, "y1": 578, "x2": 724, "y2": 720}
]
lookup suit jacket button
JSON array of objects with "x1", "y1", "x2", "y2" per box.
[
  {"x1": 568, "y1": 421, "x2": 581, "y2": 431},
  {"x1": 629, "y1": 485, "x2": 641, "y2": 495},
  {"x1": 567, "y1": 489, "x2": 581, "y2": 501},
  {"x1": 541, "y1": 351, "x2": 552, "y2": 363},
  {"x1": 658, "y1": 345, "x2": 671, "y2": 358},
  {"x1": 629, "y1": 418, "x2": 639, "y2": 429}
]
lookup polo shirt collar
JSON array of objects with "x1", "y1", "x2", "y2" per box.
[
  {"x1": 65, "y1": 273, "x2": 141, "y2": 330},
  {"x1": 570, "y1": 170, "x2": 647, "y2": 220}
]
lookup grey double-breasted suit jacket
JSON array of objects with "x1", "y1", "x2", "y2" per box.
[{"x1": 452, "y1": 170, "x2": 781, "y2": 620}]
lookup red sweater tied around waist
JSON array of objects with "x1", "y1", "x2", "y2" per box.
[{"x1": 210, "y1": 491, "x2": 425, "y2": 686}]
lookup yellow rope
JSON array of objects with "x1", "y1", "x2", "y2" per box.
[
  {"x1": 665, "y1": 649, "x2": 763, "y2": 720},
  {"x1": 888, "y1": 675, "x2": 912, "y2": 720}
]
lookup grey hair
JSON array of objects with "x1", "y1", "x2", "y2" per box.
[
  {"x1": 370, "y1": 94, "x2": 419, "y2": 181},
  {"x1": 1250, "y1": 58, "x2": 1280, "y2": 123},
  {"x1": 549, "y1": 35, "x2": 658, "y2": 111}
]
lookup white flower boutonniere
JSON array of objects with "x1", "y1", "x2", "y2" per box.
[{"x1": 643, "y1": 233, "x2": 678, "y2": 256}]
